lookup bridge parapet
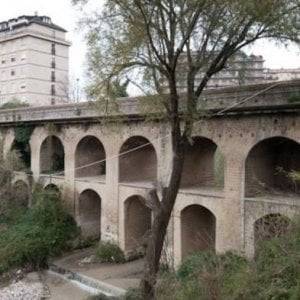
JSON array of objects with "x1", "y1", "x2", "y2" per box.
[{"x1": 0, "y1": 80, "x2": 299, "y2": 125}]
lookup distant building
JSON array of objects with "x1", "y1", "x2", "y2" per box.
[
  {"x1": 264, "y1": 68, "x2": 300, "y2": 82},
  {"x1": 162, "y1": 52, "x2": 300, "y2": 93},
  {"x1": 0, "y1": 15, "x2": 71, "y2": 106}
]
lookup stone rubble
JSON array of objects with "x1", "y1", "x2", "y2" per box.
[{"x1": 0, "y1": 279, "x2": 45, "y2": 300}]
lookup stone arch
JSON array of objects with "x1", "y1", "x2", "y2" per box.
[
  {"x1": 181, "y1": 136, "x2": 224, "y2": 189},
  {"x1": 119, "y1": 136, "x2": 157, "y2": 183},
  {"x1": 245, "y1": 136, "x2": 300, "y2": 197},
  {"x1": 254, "y1": 213, "x2": 290, "y2": 254},
  {"x1": 75, "y1": 136, "x2": 106, "y2": 179},
  {"x1": 13, "y1": 180, "x2": 30, "y2": 208},
  {"x1": 124, "y1": 195, "x2": 152, "y2": 254},
  {"x1": 40, "y1": 136, "x2": 65, "y2": 175},
  {"x1": 78, "y1": 189, "x2": 101, "y2": 239},
  {"x1": 181, "y1": 204, "x2": 216, "y2": 259},
  {"x1": 44, "y1": 183, "x2": 60, "y2": 197},
  {"x1": 11, "y1": 139, "x2": 31, "y2": 171}
]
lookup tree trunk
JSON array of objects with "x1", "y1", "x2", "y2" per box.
[{"x1": 140, "y1": 132, "x2": 186, "y2": 299}]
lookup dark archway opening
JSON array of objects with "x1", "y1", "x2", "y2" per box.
[
  {"x1": 79, "y1": 189, "x2": 101, "y2": 240},
  {"x1": 75, "y1": 136, "x2": 106, "y2": 180},
  {"x1": 124, "y1": 195, "x2": 152, "y2": 255},
  {"x1": 254, "y1": 213, "x2": 290, "y2": 255},
  {"x1": 40, "y1": 136, "x2": 65, "y2": 175},
  {"x1": 181, "y1": 137, "x2": 224, "y2": 190},
  {"x1": 119, "y1": 136, "x2": 157, "y2": 183},
  {"x1": 181, "y1": 205, "x2": 216, "y2": 259},
  {"x1": 245, "y1": 137, "x2": 300, "y2": 197}
]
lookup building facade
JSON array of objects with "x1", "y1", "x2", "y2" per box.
[{"x1": 0, "y1": 15, "x2": 70, "y2": 106}]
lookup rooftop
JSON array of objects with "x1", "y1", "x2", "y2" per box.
[{"x1": 0, "y1": 15, "x2": 67, "y2": 33}]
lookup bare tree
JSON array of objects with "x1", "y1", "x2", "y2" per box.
[{"x1": 72, "y1": 0, "x2": 300, "y2": 298}]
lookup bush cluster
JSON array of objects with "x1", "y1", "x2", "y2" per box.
[
  {"x1": 0, "y1": 186, "x2": 78, "y2": 273},
  {"x1": 95, "y1": 241, "x2": 125, "y2": 264},
  {"x1": 155, "y1": 219, "x2": 300, "y2": 300}
]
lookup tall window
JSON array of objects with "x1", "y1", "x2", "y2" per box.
[
  {"x1": 51, "y1": 43, "x2": 56, "y2": 55},
  {"x1": 51, "y1": 84, "x2": 56, "y2": 96},
  {"x1": 51, "y1": 71, "x2": 55, "y2": 82}
]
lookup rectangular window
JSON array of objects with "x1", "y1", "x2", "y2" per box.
[
  {"x1": 1, "y1": 59, "x2": 5, "y2": 64},
  {"x1": 51, "y1": 71, "x2": 55, "y2": 82},
  {"x1": 51, "y1": 84, "x2": 56, "y2": 96},
  {"x1": 51, "y1": 58, "x2": 56, "y2": 68},
  {"x1": 11, "y1": 70, "x2": 15, "y2": 76},
  {"x1": 11, "y1": 57, "x2": 15, "y2": 62},
  {"x1": 51, "y1": 43, "x2": 56, "y2": 55}
]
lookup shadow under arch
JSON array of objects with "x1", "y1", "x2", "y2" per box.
[
  {"x1": 181, "y1": 204, "x2": 216, "y2": 259},
  {"x1": 40, "y1": 135, "x2": 65, "y2": 175},
  {"x1": 78, "y1": 189, "x2": 101, "y2": 240},
  {"x1": 245, "y1": 136, "x2": 300, "y2": 197},
  {"x1": 119, "y1": 136, "x2": 157, "y2": 184}
]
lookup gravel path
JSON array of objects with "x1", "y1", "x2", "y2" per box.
[{"x1": 0, "y1": 280, "x2": 45, "y2": 300}]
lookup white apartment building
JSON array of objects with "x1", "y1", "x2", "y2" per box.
[{"x1": 0, "y1": 15, "x2": 71, "y2": 106}]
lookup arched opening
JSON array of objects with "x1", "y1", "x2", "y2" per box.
[
  {"x1": 124, "y1": 195, "x2": 152, "y2": 254},
  {"x1": 40, "y1": 136, "x2": 65, "y2": 175},
  {"x1": 181, "y1": 205, "x2": 216, "y2": 259},
  {"x1": 44, "y1": 184, "x2": 60, "y2": 197},
  {"x1": 181, "y1": 137, "x2": 224, "y2": 190},
  {"x1": 75, "y1": 136, "x2": 106, "y2": 180},
  {"x1": 254, "y1": 213, "x2": 290, "y2": 254},
  {"x1": 78, "y1": 189, "x2": 101, "y2": 239},
  {"x1": 11, "y1": 140, "x2": 31, "y2": 171},
  {"x1": 13, "y1": 180, "x2": 29, "y2": 208},
  {"x1": 245, "y1": 137, "x2": 300, "y2": 198},
  {"x1": 119, "y1": 136, "x2": 157, "y2": 183}
]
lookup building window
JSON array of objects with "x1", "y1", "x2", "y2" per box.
[
  {"x1": 51, "y1": 58, "x2": 56, "y2": 68},
  {"x1": 51, "y1": 43, "x2": 56, "y2": 55},
  {"x1": 11, "y1": 57, "x2": 15, "y2": 62},
  {"x1": 51, "y1": 71, "x2": 55, "y2": 82},
  {"x1": 20, "y1": 83, "x2": 26, "y2": 90},
  {"x1": 51, "y1": 98, "x2": 55, "y2": 105},
  {"x1": 51, "y1": 84, "x2": 56, "y2": 96},
  {"x1": 11, "y1": 70, "x2": 15, "y2": 76},
  {"x1": 1, "y1": 59, "x2": 5, "y2": 64}
]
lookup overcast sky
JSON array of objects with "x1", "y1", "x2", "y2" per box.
[{"x1": 1, "y1": 0, "x2": 300, "y2": 94}]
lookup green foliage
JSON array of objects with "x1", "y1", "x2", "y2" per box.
[
  {"x1": 288, "y1": 93, "x2": 300, "y2": 103},
  {"x1": 12, "y1": 125, "x2": 34, "y2": 170},
  {"x1": 0, "y1": 186, "x2": 78, "y2": 273},
  {"x1": 95, "y1": 241, "x2": 125, "y2": 264},
  {"x1": 0, "y1": 99, "x2": 29, "y2": 110},
  {"x1": 156, "y1": 219, "x2": 300, "y2": 300}
]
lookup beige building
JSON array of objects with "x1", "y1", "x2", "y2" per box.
[
  {"x1": 264, "y1": 68, "x2": 300, "y2": 82},
  {"x1": 0, "y1": 15, "x2": 70, "y2": 106}
]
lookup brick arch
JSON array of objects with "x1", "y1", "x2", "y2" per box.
[
  {"x1": 124, "y1": 195, "x2": 152, "y2": 254},
  {"x1": 181, "y1": 204, "x2": 216, "y2": 259},
  {"x1": 44, "y1": 183, "x2": 61, "y2": 196},
  {"x1": 254, "y1": 213, "x2": 291, "y2": 254},
  {"x1": 245, "y1": 136, "x2": 300, "y2": 197},
  {"x1": 75, "y1": 135, "x2": 106, "y2": 179},
  {"x1": 119, "y1": 136, "x2": 157, "y2": 183},
  {"x1": 78, "y1": 189, "x2": 101, "y2": 240},
  {"x1": 40, "y1": 135, "x2": 65, "y2": 175},
  {"x1": 181, "y1": 136, "x2": 225, "y2": 189}
]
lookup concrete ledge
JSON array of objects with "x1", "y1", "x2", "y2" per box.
[{"x1": 49, "y1": 264, "x2": 126, "y2": 299}]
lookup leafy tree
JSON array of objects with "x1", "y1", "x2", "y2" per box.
[{"x1": 72, "y1": 0, "x2": 300, "y2": 298}]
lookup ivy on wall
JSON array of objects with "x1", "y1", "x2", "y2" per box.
[{"x1": 13, "y1": 124, "x2": 35, "y2": 170}]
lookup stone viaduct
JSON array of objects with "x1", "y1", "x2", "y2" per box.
[{"x1": 1, "y1": 80, "x2": 300, "y2": 267}]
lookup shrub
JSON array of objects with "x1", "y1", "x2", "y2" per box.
[
  {"x1": 95, "y1": 241, "x2": 125, "y2": 264},
  {"x1": 0, "y1": 186, "x2": 78, "y2": 273}
]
